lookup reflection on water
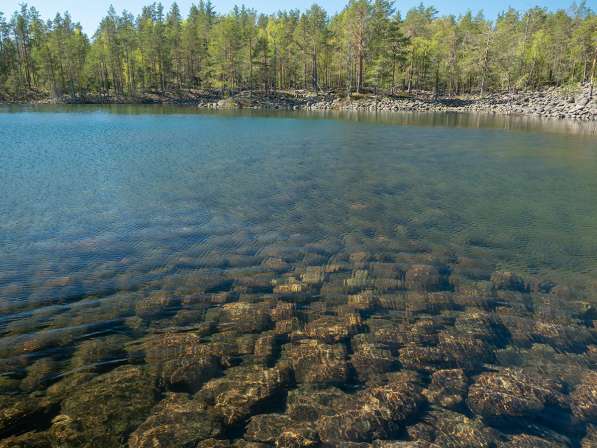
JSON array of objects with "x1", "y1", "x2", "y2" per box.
[{"x1": 0, "y1": 106, "x2": 596, "y2": 447}]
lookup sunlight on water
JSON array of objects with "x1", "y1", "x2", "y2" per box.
[{"x1": 0, "y1": 106, "x2": 596, "y2": 447}]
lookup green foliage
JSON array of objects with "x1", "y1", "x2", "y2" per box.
[{"x1": 0, "y1": 1, "x2": 595, "y2": 98}]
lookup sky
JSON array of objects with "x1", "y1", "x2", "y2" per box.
[{"x1": 0, "y1": 0, "x2": 590, "y2": 34}]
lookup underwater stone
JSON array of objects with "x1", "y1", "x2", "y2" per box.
[
  {"x1": 271, "y1": 302, "x2": 297, "y2": 321},
  {"x1": 0, "y1": 395, "x2": 56, "y2": 439},
  {"x1": 316, "y1": 372, "x2": 423, "y2": 443},
  {"x1": 55, "y1": 366, "x2": 156, "y2": 447},
  {"x1": 20, "y1": 358, "x2": 59, "y2": 392},
  {"x1": 344, "y1": 270, "x2": 370, "y2": 291},
  {"x1": 422, "y1": 368, "x2": 468, "y2": 409},
  {"x1": 128, "y1": 393, "x2": 222, "y2": 448},
  {"x1": 301, "y1": 266, "x2": 326, "y2": 285},
  {"x1": 286, "y1": 339, "x2": 348, "y2": 385},
  {"x1": 304, "y1": 314, "x2": 363, "y2": 343},
  {"x1": 501, "y1": 433, "x2": 570, "y2": 448},
  {"x1": 70, "y1": 334, "x2": 129, "y2": 371},
  {"x1": 135, "y1": 293, "x2": 178, "y2": 320},
  {"x1": 197, "y1": 364, "x2": 290, "y2": 425},
  {"x1": 195, "y1": 439, "x2": 232, "y2": 448},
  {"x1": 254, "y1": 333, "x2": 279, "y2": 364},
  {"x1": 405, "y1": 265, "x2": 441, "y2": 291},
  {"x1": 421, "y1": 409, "x2": 498, "y2": 448},
  {"x1": 262, "y1": 257, "x2": 291, "y2": 273},
  {"x1": 571, "y1": 371, "x2": 597, "y2": 422},
  {"x1": 142, "y1": 332, "x2": 224, "y2": 392},
  {"x1": 274, "y1": 318, "x2": 302, "y2": 335},
  {"x1": 491, "y1": 272, "x2": 528, "y2": 292},
  {"x1": 467, "y1": 368, "x2": 565, "y2": 419},
  {"x1": 275, "y1": 428, "x2": 319, "y2": 448},
  {"x1": 286, "y1": 386, "x2": 351, "y2": 422},
  {"x1": 0, "y1": 431, "x2": 52, "y2": 448},
  {"x1": 244, "y1": 413, "x2": 294, "y2": 443},
  {"x1": 221, "y1": 302, "x2": 273, "y2": 333},
  {"x1": 350, "y1": 338, "x2": 398, "y2": 382},
  {"x1": 581, "y1": 424, "x2": 597, "y2": 448},
  {"x1": 348, "y1": 290, "x2": 379, "y2": 310}
]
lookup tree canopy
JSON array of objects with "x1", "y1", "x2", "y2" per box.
[{"x1": 0, "y1": 1, "x2": 595, "y2": 98}]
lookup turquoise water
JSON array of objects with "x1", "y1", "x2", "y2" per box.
[{"x1": 0, "y1": 106, "x2": 596, "y2": 447}]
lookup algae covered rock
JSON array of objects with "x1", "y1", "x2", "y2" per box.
[
  {"x1": 0, "y1": 395, "x2": 57, "y2": 439},
  {"x1": 197, "y1": 364, "x2": 290, "y2": 425},
  {"x1": 286, "y1": 339, "x2": 348, "y2": 385},
  {"x1": 501, "y1": 433, "x2": 570, "y2": 448},
  {"x1": 420, "y1": 409, "x2": 498, "y2": 447},
  {"x1": 405, "y1": 265, "x2": 441, "y2": 291},
  {"x1": 141, "y1": 332, "x2": 224, "y2": 392},
  {"x1": 491, "y1": 272, "x2": 527, "y2": 292},
  {"x1": 304, "y1": 314, "x2": 363, "y2": 343},
  {"x1": 0, "y1": 431, "x2": 52, "y2": 448},
  {"x1": 571, "y1": 371, "x2": 597, "y2": 422},
  {"x1": 244, "y1": 413, "x2": 294, "y2": 443},
  {"x1": 350, "y1": 337, "x2": 398, "y2": 381},
  {"x1": 53, "y1": 366, "x2": 157, "y2": 447},
  {"x1": 422, "y1": 368, "x2": 468, "y2": 409},
  {"x1": 317, "y1": 372, "x2": 424, "y2": 443},
  {"x1": 128, "y1": 393, "x2": 222, "y2": 448},
  {"x1": 467, "y1": 368, "x2": 565, "y2": 419}
]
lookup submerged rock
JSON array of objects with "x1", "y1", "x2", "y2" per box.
[
  {"x1": 571, "y1": 371, "x2": 597, "y2": 422},
  {"x1": 304, "y1": 314, "x2": 363, "y2": 343},
  {"x1": 0, "y1": 431, "x2": 52, "y2": 448},
  {"x1": 418, "y1": 408, "x2": 498, "y2": 447},
  {"x1": 197, "y1": 364, "x2": 290, "y2": 425},
  {"x1": 491, "y1": 272, "x2": 527, "y2": 292},
  {"x1": 500, "y1": 433, "x2": 570, "y2": 448},
  {"x1": 53, "y1": 366, "x2": 156, "y2": 447},
  {"x1": 128, "y1": 393, "x2": 222, "y2": 448},
  {"x1": 467, "y1": 368, "x2": 565, "y2": 420},
  {"x1": 422, "y1": 368, "x2": 468, "y2": 409},
  {"x1": 350, "y1": 337, "x2": 398, "y2": 381},
  {"x1": 317, "y1": 372, "x2": 423, "y2": 443},
  {"x1": 141, "y1": 332, "x2": 224, "y2": 392},
  {"x1": 405, "y1": 265, "x2": 441, "y2": 291},
  {"x1": 0, "y1": 396, "x2": 56, "y2": 439},
  {"x1": 286, "y1": 386, "x2": 351, "y2": 422},
  {"x1": 285, "y1": 339, "x2": 348, "y2": 385},
  {"x1": 244, "y1": 413, "x2": 290, "y2": 442}
]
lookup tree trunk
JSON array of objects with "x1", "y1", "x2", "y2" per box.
[{"x1": 590, "y1": 46, "x2": 597, "y2": 98}]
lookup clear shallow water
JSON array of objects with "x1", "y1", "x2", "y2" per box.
[{"x1": 0, "y1": 106, "x2": 597, "y2": 447}]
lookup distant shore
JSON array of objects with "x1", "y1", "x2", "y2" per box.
[{"x1": 2, "y1": 85, "x2": 595, "y2": 121}]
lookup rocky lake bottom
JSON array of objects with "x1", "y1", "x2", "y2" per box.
[{"x1": 0, "y1": 107, "x2": 596, "y2": 447}]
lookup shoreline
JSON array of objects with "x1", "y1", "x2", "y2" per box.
[{"x1": 1, "y1": 86, "x2": 595, "y2": 121}]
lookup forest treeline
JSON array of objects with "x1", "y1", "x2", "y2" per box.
[{"x1": 0, "y1": 1, "x2": 596, "y2": 99}]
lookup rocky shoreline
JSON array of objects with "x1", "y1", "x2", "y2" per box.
[
  {"x1": 3, "y1": 84, "x2": 596, "y2": 121},
  {"x1": 205, "y1": 85, "x2": 596, "y2": 121}
]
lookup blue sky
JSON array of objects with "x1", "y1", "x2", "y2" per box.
[{"x1": 1, "y1": 0, "x2": 589, "y2": 33}]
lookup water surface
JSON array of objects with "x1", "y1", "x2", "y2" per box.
[{"x1": 0, "y1": 106, "x2": 596, "y2": 447}]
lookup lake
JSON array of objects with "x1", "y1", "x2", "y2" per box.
[{"x1": 0, "y1": 106, "x2": 596, "y2": 447}]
